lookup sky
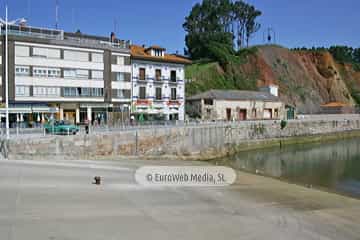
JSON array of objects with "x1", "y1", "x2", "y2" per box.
[{"x1": 2, "y1": 0, "x2": 360, "y2": 53}]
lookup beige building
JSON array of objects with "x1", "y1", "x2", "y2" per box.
[{"x1": 187, "y1": 89, "x2": 285, "y2": 121}]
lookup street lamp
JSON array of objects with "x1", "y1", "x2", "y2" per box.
[{"x1": 0, "y1": 6, "x2": 27, "y2": 139}]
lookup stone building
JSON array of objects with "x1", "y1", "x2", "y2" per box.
[{"x1": 186, "y1": 89, "x2": 285, "y2": 121}]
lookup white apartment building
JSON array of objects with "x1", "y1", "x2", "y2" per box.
[
  {"x1": 130, "y1": 45, "x2": 191, "y2": 121},
  {"x1": 1, "y1": 25, "x2": 132, "y2": 126}
]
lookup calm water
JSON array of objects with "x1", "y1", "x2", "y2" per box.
[{"x1": 217, "y1": 137, "x2": 360, "y2": 198}]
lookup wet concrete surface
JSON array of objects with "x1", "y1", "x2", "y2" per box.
[{"x1": 1, "y1": 159, "x2": 360, "y2": 240}]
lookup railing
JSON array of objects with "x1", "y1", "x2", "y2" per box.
[
  {"x1": 64, "y1": 37, "x2": 130, "y2": 49},
  {"x1": 2, "y1": 28, "x2": 130, "y2": 49},
  {"x1": 4, "y1": 29, "x2": 64, "y2": 40},
  {"x1": 2, "y1": 114, "x2": 360, "y2": 139}
]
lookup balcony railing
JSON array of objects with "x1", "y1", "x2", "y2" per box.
[
  {"x1": 2, "y1": 25, "x2": 130, "y2": 49},
  {"x1": 4, "y1": 29, "x2": 64, "y2": 40}
]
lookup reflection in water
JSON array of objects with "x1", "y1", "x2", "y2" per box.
[{"x1": 218, "y1": 138, "x2": 360, "y2": 198}]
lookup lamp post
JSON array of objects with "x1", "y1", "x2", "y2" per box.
[{"x1": 0, "y1": 6, "x2": 27, "y2": 139}]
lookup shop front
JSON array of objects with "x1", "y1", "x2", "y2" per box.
[{"x1": 0, "y1": 104, "x2": 59, "y2": 128}]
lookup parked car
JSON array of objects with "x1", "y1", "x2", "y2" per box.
[{"x1": 44, "y1": 120, "x2": 80, "y2": 135}]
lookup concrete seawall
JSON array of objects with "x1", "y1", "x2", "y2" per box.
[{"x1": 3, "y1": 115, "x2": 360, "y2": 160}]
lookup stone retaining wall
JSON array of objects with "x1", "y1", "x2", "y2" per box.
[{"x1": 4, "y1": 117, "x2": 360, "y2": 160}]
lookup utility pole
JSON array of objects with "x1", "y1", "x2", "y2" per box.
[
  {"x1": 5, "y1": 6, "x2": 9, "y2": 140},
  {"x1": 55, "y1": 0, "x2": 59, "y2": 29},
  {"x1": 1, "y1": 6, "x2": 27, "y2": 140}
]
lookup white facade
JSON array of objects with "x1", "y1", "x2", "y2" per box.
[
  {"x1": 10, "y1": 39, "x2": 131, "y2": 124},
  {"x1": 260, "y1": 85, "x2": 279, "y2": 97},
  {"x1": 131, "y1": 60, "x2": 185, "y2": 121}
]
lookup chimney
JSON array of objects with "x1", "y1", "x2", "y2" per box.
[{"x1": 260, "y1": 84, "x2": 279, "y2": 97}]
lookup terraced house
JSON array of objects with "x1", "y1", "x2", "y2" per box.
[
  {"x1": 130, "y1": 45, "x2": 191, "y2": 121},
  {"x1": 1, "y1": 24, "x2": 132, "y2": 126}
]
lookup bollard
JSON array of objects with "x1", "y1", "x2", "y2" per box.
[
  {"x1": 93, "y1": 176, "x2": 101, "y2": 185},
  {"x1": 135, "y1": 131, "x2": 138, "y2": 155}
]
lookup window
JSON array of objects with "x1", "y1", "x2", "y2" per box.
[
  {"x1": 139, "y1": 87, "x2": 146, "y2": 100},
  {"x1": 139, "y1": 68, "x2": 146, "y2": 80},
  {"x1": 63, "y1": 69, "x2": 88, "y2": 79},
  {"x1": 116, "y1": 56, "x2": 124, "y2": 65},
  {"x1": 64, "y1": 87, "x2": 77, "y2": 97},
  {"x1": 123, "y1": 90, "x2": 131, "y2": 98},
  {"x1": 15, "y1": 45, "x2": 29, "y2": 57},
  {"x1": 170, "y1": 71, "x2": 177, "y2": 82},
  {"x1": 33, "y1": 47, "x2": 60, "y2": 59},
  {"x1": 76, "y1": 69, "x2": 89, "y2": 79},
  {"x1": 114, "y1": 89, "x2": 131, "y2": 99},
  {"x1": 80, "y1": 88, "x2": 91, "y2": 97},
  {"x1": 154, "y1": 49, "x2": 163, "y2": 57},
  {"x1": 171, "y1": 88, "x2": 177, "y2": 100},
  {"x1": 64, "y1": 50, "x2": 89, "y2": 62},
  {"x1": 33, "y1": 67, "x2": 47, "y2": 77},
  {"x1": 274, "y1": 109, "x2": 279, "y2": 118},
  {"x1": 155, "y1": 88, "x2": 162, "y2": 100},
  {"x1": 15, "y1": 86, "x2": 30, "y2": 97},
  {"x1": 91, "y1": 88, "x2": 104, "y2": 97},
  {"x1": 115, "y1": 72, "x2": 130, "y2": 82},
  {"x1": 116, "y1": 72, "x2": 125, "y2": 81},
  {"x1": 33, "y1": 67, "x2": 60, "y2": 78},
  {"x1": 48, "y1": 68, "x2": 61, "y2": 78},
  {"x1": 92, "y1": 71, "x2": 103, "y2": 80},
  {"x1": 64, "y1": 69, "x2": 77, "y2": 78},
  {"x1": 124, "y1": 56, "x2": 131, "y2": 65},
  {"x1": 204, "y1": 99, "x2": 213, "y2": 105},
  {"x1": 46, "y1": 87, "x2": 60, "y2": 96},
  {"x1": 155, "y1": 69, "x2": 161, "y2": 81},
  {"x1": 33, "y1": 87, "x2": 60, "y2": 97},
  {"x1": 92, "y1": 53, "x2": 103, "y2": 63},
  {"x1": 15, "y1": 66, "x2": 30, "y2": 76},
  {"x1": 63, "y1": 88, "x2": 102, "y2": 97}
]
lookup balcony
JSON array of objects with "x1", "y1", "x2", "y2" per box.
[
  {"x1": 153, "y1": 76, "x2": 167, "y2": 84},
  {"x1": 136, "y1": 99, "x2": 151, "y2": 106},
  {"x1": 5, "y1": 28, "x2": 64, "y2": 40},
  {"x1": 167, "y1": 100, "x2": 181, "y2": 106},
  {"x1": 3, "y1": 25, "x2": 130, "y2": 50}
]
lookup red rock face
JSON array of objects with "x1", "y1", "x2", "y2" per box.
[{"x1": 244, "y1": 46, "x2": 359, "y2": 113}]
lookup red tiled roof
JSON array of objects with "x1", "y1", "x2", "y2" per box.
[
  {"x1": 321, "y1": 102, "x2": 349, "y2": 107},
  {"x1": 130, "y1": 45, "x2": 192, "y2": 65},
  {"x1": 146, "y1": 45, "x2": 166, "y2": 51}
]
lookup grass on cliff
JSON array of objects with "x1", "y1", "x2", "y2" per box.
[{"x1": 185, "y1": 47, "x2": 259, "y2": 97}]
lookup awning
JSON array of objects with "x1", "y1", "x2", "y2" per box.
[
  {"x1": 0, "y1": 108, "x2": 32, "y2": 114},
  {"x1": 32, "y1": 107, "x2": 59, "y2": 113},
  {"x1": 0, "y1": 107, "x2": 59, "y2": 114}
]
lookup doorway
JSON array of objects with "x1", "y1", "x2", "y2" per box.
[
  {"x1": 238, "y1": 109, "x2": 247, "y2": 120},
  {"x1": 226, "y1": 108, "x2": 232, "y2": 121}
]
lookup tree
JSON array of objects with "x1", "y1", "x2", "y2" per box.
[
  {"x1": 244, "y1": 5, "x2": 261, "y2": 47},
  {"x1": 232, "y1": 0, "x2": 247, "y2": 49},
  {"x1": 328, "y1": 46, "x2": 354, "y2": 63},
  {"x1": 353, "y1": 48, "x2": 360, "y2": 63},
  {"x1": 183, "y1": 0, "x2": 262, "y2": 60}
]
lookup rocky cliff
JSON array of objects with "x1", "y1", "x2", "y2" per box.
[{"x1": 186, "y1": 45, "x2": 360, "y2": 113}]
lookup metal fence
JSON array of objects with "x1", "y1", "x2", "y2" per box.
[{"x1": 1, "y1": 114, "x2": 360, "y2": 139}]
